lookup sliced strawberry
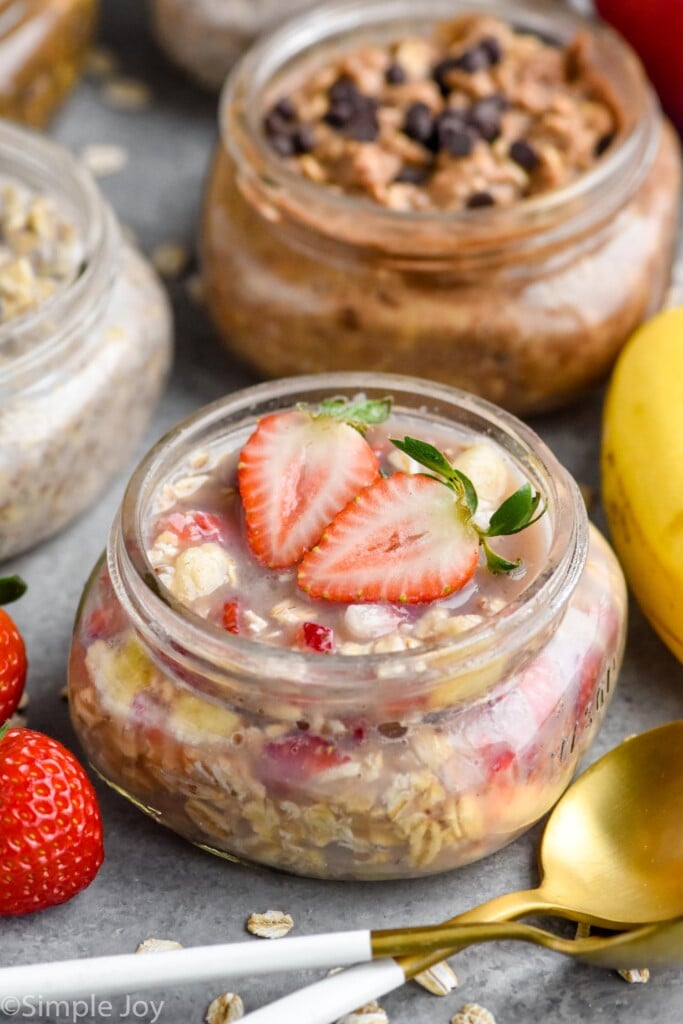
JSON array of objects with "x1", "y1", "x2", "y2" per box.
[
  {"x1": 222, "y1": 601, "x2": 240, "y2": 634},
  {"x1": 297, "y1": 621, "x2": 334, "y2": 653},
  {"x1": 238, "y1": 410, "x2": 380, "y2": 568},
  {"x1": 263, "y1": 732, "x2": 350, "y2": 783},
  {"x1": 162, "y1": 511, "x2": 226, "y2": 545},
  {"x1": 298, "y1": 473, "x2": 479, "y2": 604}
]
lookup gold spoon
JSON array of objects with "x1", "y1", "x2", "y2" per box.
[{"x1": 241, "y1": 720, "x2": 683, "y2": 1023}]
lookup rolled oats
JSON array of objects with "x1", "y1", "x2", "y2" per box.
[
  {"x1": 414, "y1": 960, "x2": 458, "y2": 995},
  {"x1": 337, "y1": 1001, "x2": 389, "y2": 1024},
  {"x1": 246, "y1": 910, "x2": 294, "y2": 939},
  {"x1": 205, "y1": 993, "x2": 244, "y2": 1023},
  {"x1": 151, "y1": 242, "x2": 190, "y2": 280},
  {"x1": 135, "y1": 938, "x2": 183, "y2": 954},
  {"x1": 451, "y1": 1003, "x2": 496, "y2": 1024},
  {"x1": 102, "y1": 77, "x2": 153, "y2": 111},
  {"x1": 80, "y1": 144, "x2": 129, "y2": 178},
  {"x1": 617, "y1": 968, "x2": 650, "y2": 984}
]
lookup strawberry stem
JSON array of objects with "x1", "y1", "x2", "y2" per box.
[
  {"x1": 309, "y1": 396, "x2": 393, "y2": 433},
  {"x1": 0, "y1": 721, "x2": 12, "y2": 743},
  {"x1": 0, "y1": 575, "x2": 27, "y2": 605}
]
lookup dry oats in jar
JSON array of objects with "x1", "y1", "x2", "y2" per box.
[
  {"x1": 148, "y1": 0, "x2": 315, "y2": 90},
  {"x1": 0, "y1": 0, "x2": 98, "y2": 127},
  {"x1": 201, "y1": 0, "x2": 681, "y2": 415},
  {"x1": 0, "y1": 121, "x2": 173, "y2": 561},
  {"x1": 69, "y1": 374, "x2": 627, "y2": 881}
]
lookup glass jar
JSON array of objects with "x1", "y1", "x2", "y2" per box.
[
  {"x1": 149, "y1": 0, "x2": 315, "y2": 90},
  {"x1": 201, "y1": 0, "x2": 681, "y2": 416},
  {"x1": 0, "y1": 121, "x2": 173, "y2": 561},
  {"x1": 0, "y1": 0, "x2": 98, "y2": 127},
  {"x1": 68, "y1": 373, "x2": 627, "y2": 881}
]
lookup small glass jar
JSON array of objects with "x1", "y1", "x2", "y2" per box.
[
  {"x1": 148, "y1": 0, "x2": 315, "y2": 90},
  {"x1": 0, "y1": 0, "x2": 98, "y2": 127},
  {"x1": 68, "y1": 373, "x2": 627, "y2": 881},
  {"x1": 201, "y1": 0, "x2": 681, "y2": 415},
  {"x1": 0, "y1": 121, "x2": 173, "y2": 561}
]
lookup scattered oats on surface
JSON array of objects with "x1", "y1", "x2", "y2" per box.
[
  {"x1": 59, "y1": 685, "x2": 68, "y2": 701},
  {"x1": 337, "y1": 1000, "x2": 389, "y2": 1024},
  {"x1": 135, "y1": 937, "x2": 184, "y2": 954},
  {"x1": 451, "y1": 1003, "x2": 497, "y2": 1024},
  {"x1": 151, "y1": 242, "x2": 190, "y2": 280},
  {"x1": 578, "y1": 482, "x2": 596, "y2": 512},
  {"x1": 205, "y1": 992, "x2": 244, "y2": 1023},
  {"x1": 102, "y1": 77, "x2": 153, "y2": 111},
  {"x1": 414, "y1": 960, "x2": 458, "y2": 995},
  {"x1": 185, "y1": 272, "x2": 205, "y2": 305},
  {"x1": 575, "y1": 921, "x2": 591, "y2": 939},
  {"x1": 85, "y1": 46, "x2": 119, "y2": 79},
  {"x1": 246, "y1": 910, "x2": 294, "y2": 939},
  {"x1": 80, "y1": 144, "x2": 129, "y2": 178},
  {"x1": 617, "y1": 967, "x2": 650, "y2": 984}
]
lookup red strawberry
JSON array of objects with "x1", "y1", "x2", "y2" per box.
[
  {"x1": 298, "y1": 473, "x2": 479, "y2": 603},
  {"x1": 297, "y1": 621, "x2": 334, "y2": 653},
  {"x1": 0, "y1": 575, "x2": 28, "y2": 726},
  {"x1": 162, "y1": 510, "x2": 226, "y2": 544},
  {"x1": 222, "y1": 600, "x2": 240, "y2": 633},
  {"x1": 0, "y1": 727, "x2": 104, "y2": 916},
  {"x1": 263, "y1": 731, "x2": 350, "y2": 783},
  {"x1": 238, "y1": 410, "x2": 380, "y2": 568}
]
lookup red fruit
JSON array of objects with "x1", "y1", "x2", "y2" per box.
[
  {"x1": 298, "y1": 473, "x2": 479, "y2": 603},
  {"x1": 238, "y1": 410, "x2": 380, "y2": 568},
  {"x1": 263, "y1": 732, "x2": 350, "y2": 782},
  {"x1": 0, "y1": 608, "x2": 27, "y2": 726},
  {"x1": 0, "y1": 728, "x2": 104, "y2": 916},
  {"x1": 595, "y1": 0, "x2": 683, "y2": 133},
  {"x1": 576, "y1": 647, "x2": 604, "y2": 720},
  {"x1": 162, "y1": 511, "x2": 225, "y2": 544},
  {"x1": 222, "y1": 600, "x2": 240, "y2": 634},
  {"x1": 297, "y1": 621, "x2": 334, "y2": 653},
  {"x1": 482, "y1": 745, "x2": 515, "y2": 776}
]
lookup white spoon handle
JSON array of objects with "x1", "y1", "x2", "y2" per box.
[
  {"x1": 0, "y1": 931, "x2": 373, "y2": 1000},
  {"x1": 242, "y1": 959, "x2": 406, "y2": 1024}
]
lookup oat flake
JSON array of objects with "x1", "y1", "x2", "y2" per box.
[
  {"x1": 618, "y1": 968, "x2": 650, "y2": 984},
  {"x1": 135, "y1": 937, "x2": 183, "y2": 954},
  {"x1": 337, "y1": 1000, "x2": 389, "y2": 1024},
  {"x1": 414, "y1": 960, "x2": 458, "y2": 995},
  {"x1": 246, "y1": 910, "x2": 294, "y2": 939},
  {"x1": 80, "y1": 144, "x2": 129, "y2": 178},
  {"x1": 451, "y1": 1004, "x2": 497, "y2": 1024},
  {"x1": 102, "y1": 77, "x2": 153, "y2": 111},
  {"x1": 205, "y1": 992, "x2": 244, "y2": 1023},
  {"x1": 151, "y1": 242, "x2": 190, "y2": 279}
]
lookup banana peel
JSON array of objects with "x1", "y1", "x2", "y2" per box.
[{"x1": 602, "y1": 307, "x2": 683, "y2": 662}]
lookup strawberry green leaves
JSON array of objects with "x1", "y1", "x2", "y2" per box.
[
  {"x1": 0, "y1": 576, "x2": 27, "y2": 606},
  {"x1": 390, "y1": 436, "x2": 546, "y2": 576},
  {"x1": 315, "y1": 396, "x2": 392, "y2": 433}
]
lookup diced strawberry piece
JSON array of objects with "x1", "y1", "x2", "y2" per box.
[
  {"x1": 222, "y1": 601, "x2": 240, "y2": 634},
  {"x1": 237, "y1": 410, "x2": 380, "y2": 568},
  {"x1": 298, "y1": 621, "x2": 334, "y2": 653},
  {"x1": 263, "y1": 732, "x2": 350, "y2": 782},
  {"x1": 483, "y1": 745, "x2": 516, "y2": 776},
  {"x1": 85, "y1": 600, "x2": 127, "y2": 641},
  {"x1": 163, "y1": 511, "x2": 226, "y2": 544},
  {"x1": 576, "y1": 647, "x2": 604, "y2": 721},
  {"x1": 298, "y1": 473, "x2": 479, "y2": 604}
]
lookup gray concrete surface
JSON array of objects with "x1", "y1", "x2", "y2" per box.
[{"x1": 1, "y1": 2, "x2": 682, "y2": 1022}]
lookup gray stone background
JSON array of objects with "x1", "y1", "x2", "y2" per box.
[{"x1": 1, "y1": 1, "x2": 682, "y2": 1022}]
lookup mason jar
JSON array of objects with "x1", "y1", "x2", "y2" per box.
[
  {"x1": 149, "y1": 0, "x2": 315, "y2": 90},
  {"x1": 201, "y1": 0, "x2": 681, "y2": 415},
  {"x1": 68, "y1": 373, "x2": 627, "y2": 880},
  {"x1": 0, "y1": 0, "x2": 98, "y2": 126},
  {"x1": 0, "y1": 121, "x2": 173, "y2": 561}
]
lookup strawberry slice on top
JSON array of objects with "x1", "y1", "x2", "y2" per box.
[
  {"x1": 298, "y1": 474, "x2": 479, "y2": 603},
  {"x1": 298, "y1": 435, "x2": 546, "y2": 605},
  {"x1": 238, "y1": 397, "x2": 390, "y2": 568}
]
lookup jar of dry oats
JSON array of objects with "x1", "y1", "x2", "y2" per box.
[
  {"x1": 0, "y1": 0, "x2": 98, "y2": 126},
  {"x1": 68, "y1": 373, "x2": 626, "y2": 880},
  {"x1": 148, "y1": 0, "x2": 315, "y2": 90},
  {"x1": 0, "y1": 121, "x2": 173, "y2": 561},
  {"x1": 201, "y1": 0, "x2": 681, "y2": 415}
]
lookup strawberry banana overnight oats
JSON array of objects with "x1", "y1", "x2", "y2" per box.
[{"x1": 69, "y1": 377, "x2": 627, "y2": 880}]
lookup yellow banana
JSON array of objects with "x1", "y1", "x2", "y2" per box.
[{"x1": 602, "y1": 306, "x2": 683, "y2": 663}]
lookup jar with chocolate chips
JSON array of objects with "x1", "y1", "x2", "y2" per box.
[
  {"x1": 201, "y1": 0, "x2": 681, "y2": 415},
  {"x1": 0, "y1": 121, "x2": 173, "y2": 560},
  {"x1": 0, "y1": 0, "x2": 97, "y2": 127},
  {"x1": 148, "y1": 0, "x2": 315, "y2": 90}
]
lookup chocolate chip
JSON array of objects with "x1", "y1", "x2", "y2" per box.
[
  {"x1": 292, "y1": 125, "x2": 315, "y2": 154},
  {"x1": 346, "y1": 102, "x2": 380, "y2": 142},
  {"x1": 437, "y1": 111, "x2": 474, "y2": 157},
  {"x1": 467, "y1": 190, "x2": 496, "y2": 208},
  {"x1": 328, "y1": 75, "x2": 359, "y2": 104},
  {"x1": 385, "y1": 61, "x2": 407, "y2": 85},
  {"x1": 325, "y1": 99, "x2": 355, "y2": 128},
  {"x1": 595, "y1": 132, "x2": 615, "y2": 157},
  {"x1": 273, "y1": 97, "x2": 297, "y2": 122},
  {"x1": 480, "y1": 36, "x2": 504, "y2": 65},
  {"x1": 509, "y1": 138, "x2": 540, "y2": 171},
  {"x1": 378, "y1": 721, "x2": 408, "y2": 740},
  {"x1": 403, "y1": 101, "x2": 436, "y2": 147},
  {"x1": 394, "y1": 164, "x2": 430, "y2": 185},
  {"x1": 432, "y1": 56, "x2": 462, "y2": 96},
  {"x1": 453, "y1": 46, "x2": 490, "y2": 74},
  {"x1": 268, "y1": 131, "x2": 296, "y2": 157},
  {"x1": 468, "y1": 96, "x2": 503, "y2": 142}
]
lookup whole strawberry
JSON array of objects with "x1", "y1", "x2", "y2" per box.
[
  {"x1": 0, "y1": 726, "x2": 104, "y2": 916},
  {"x1": 0, "y1": 575, "x2": 28, "y2": 725}
]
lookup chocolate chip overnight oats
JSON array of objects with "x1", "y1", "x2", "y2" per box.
[
  {"x1": 68, "y1": 375, "x2": 627, "y2": 880},
  {"x1": 0, "y1": 123, "x2": 173, "y2": 561},
  {"x1": 202, "y1": 0, "x2": 681, "y2": 414}
]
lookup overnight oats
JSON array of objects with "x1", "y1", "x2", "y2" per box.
[
  {"x1": 0, "y1": 0, "x2": 97, "y2": 126},
  {"x1": 69, "y1": 374, "x2": 627, "y2": 880},
  {"x1": 202, "y1": 0, "x2": 681, "y2": 414},
  {"x1": 149, "y1": 0, "x2": 315, "y2": 90},
  {"x1": 0, "y1": 122, "x2": 172, "y2": 561}
]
